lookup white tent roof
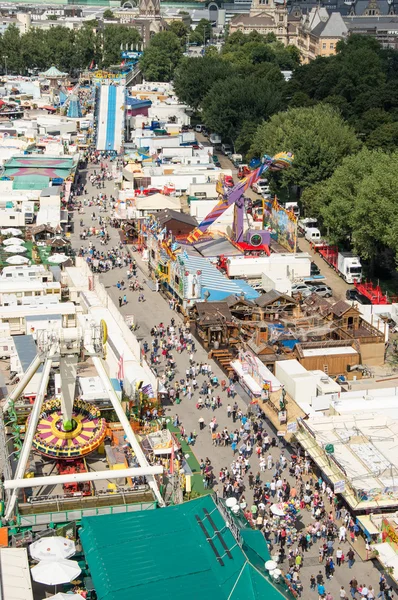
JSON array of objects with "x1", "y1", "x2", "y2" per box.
[
  {"x1": 135, "y1": 194, "x2": 181, "y2": 211},
  {"x1": 0, "y1": 548, "x2": 33, "y2": 600}
]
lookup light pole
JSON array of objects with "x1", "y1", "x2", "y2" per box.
[{"x1": 3, "y1": 55, "x2": 8, "y2": 76}]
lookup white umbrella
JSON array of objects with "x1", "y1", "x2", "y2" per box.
[
  {"x1": 30, "y1": 536, "x2": 76, "y2": 562},
  {"x1": 6, "y1": 255, "x2": 29, "y2": 265},
  {"x1": 48, "y1": 253, "x2": 68, "y2": 264},
  {"x1": 265, "y1": 560, "x2": 277, "y2": 571},
  {"x1": 270, "y1": 503, "x2": 285, "y2": 517},
  {"x1": 45, "y1": 594, "x2": 85, "y2": 600},
  {"x1": 3, "y1": 237, "x2": 25, "y2": 246},
  {"x1": 1, "y1": 228, "x2": 22, "y2": 236},
  {"x1": 5, "y1": 245, "x2": 27, "y2": 253},
  {"x1": 31, "y1": 559, "x2": 81, "y2": 585}
]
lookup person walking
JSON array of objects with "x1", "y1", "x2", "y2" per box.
[
  {"x1": 347, "y1": 548, "x2": 355, "y2": 569},
  {"x1": 118, "y1": 296, "x2": 122, "y2": 307}
]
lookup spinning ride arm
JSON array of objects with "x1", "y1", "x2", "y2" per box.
[{"x1": 187, "y1": 152, "x2": 294, "y2": 244}]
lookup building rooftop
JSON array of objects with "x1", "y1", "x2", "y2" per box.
[
  {"x1": 80, "y1": 495, "x2": 288, "y2": 600},
  {"x1": 320, "y1": 11, "x2": 348, "y2": 36}
]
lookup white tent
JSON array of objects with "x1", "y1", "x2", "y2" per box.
[{"x1": 135, "y1": 194, "x2": 181, "y2": 212}]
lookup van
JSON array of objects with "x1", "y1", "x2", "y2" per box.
[
  {"x1": 305, "y1": 227, "x2": 321, "y2": 242},
  {"x1": 195, "y1": 124, "x2": 204, "y2": 133},
  {"x1": 210, "y1": 133, "x2": 222, "y2": 146},
  {"x1": 252, "y1": 180, "x2": 270, "y2": 195},
  {"x1": 221, "y1": 143, "x2": 232, "y2": 156}
]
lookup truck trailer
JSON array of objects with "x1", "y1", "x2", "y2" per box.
[
  {"x1": 318, "y1": 245, "x2": 362, "y2": 284},
  {"x1": 225, "y1": 253, "x2": 311, "y2": 280}
]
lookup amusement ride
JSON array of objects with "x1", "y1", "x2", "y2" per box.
[{"x1": 2, "y1": 321, "x2": 164, "y2": 521}]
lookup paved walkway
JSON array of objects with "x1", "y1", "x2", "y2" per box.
[{"x1": 70, "y1": 161, "x2": 387, "y2": 600}]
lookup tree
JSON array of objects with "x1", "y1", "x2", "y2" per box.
[
  {"x1": 203, "y1": 74, "x2": 283, "y2": 142},
  {"x1": 366, "y1": 122, "x2": 398, "y2": 150},
  {"x1": 102, "y1": 25, "x2": 141, "y2": 66},
  {"x1": 301, "y1": 148, "x2": 377, "y2": 239},
  {"x1": 103, "y1": 9, "x2": 115, "y2": 19},
  {"x1": 173, "y1": 55, "x2": 231, "y2": 109},
  {"x1": 168, "y1": 20, "x2": 189, "y2": 43},
  {"x1": 301, "y1": 148, "x2": 398, "y2": 272},
  {"x1": 235, "y1": 121, "x2": 259, "y2": 156},
  {"x1": 1, "y1": 25, "x2": 23, "y2": 73},
  {"x1": 191, "y1": 19, "x2": 212, "y2": 45},
  {"x1": 250, "y1": 104, "x2": 361, "y2": 192},
  {"x1": 139, "y1": 31, "x2": 183, "y2": 81}
]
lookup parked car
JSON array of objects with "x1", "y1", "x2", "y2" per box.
[
  {"x1": 310, "y1": 283, "x2": 333, "y2": 298},
  {"x1": 212, "y1": 155, "x2": 221, "y2": 167},
  {"x1": 291, "y1": 283, "x2": 312, "y2": 298},
  {"x1": 310, "y1": 262, "x2": 321, "y2": 276},
  {"x1": 346, "y1": 289, "x2": 371, "y2": 305}
]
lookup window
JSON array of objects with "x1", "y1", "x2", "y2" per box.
[
  {"x1": 174, "y1": 275, "x2": 180, "y2": 286},
  {"x1": 9, "y1": 216, "x2": 15, "y2": 220},
  {"x1": 330, "y1": 43, "x2": 334, "y2": 49},
  {"x1": 322, "y1": 43, "x2": 326, "y2": 49},
  {"x1": 279, "y1": 14, "x2": 284, "y2": 20}
]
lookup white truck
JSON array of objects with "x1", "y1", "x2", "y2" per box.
[
  {"x1": 298, "y1": 217, "x2": 317, "y2": 235},
  {"x1": 284, "y1": 202, "x2": 300, "y2": 218},
  {"x1": 337, "y1": 252, "x2": 362, "y2": 284},
  {"x1": 226, "y1": 253, "x2": 311, "y2": 280}
]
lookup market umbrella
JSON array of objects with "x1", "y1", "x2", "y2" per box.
[
  {"x1": 30, "y1": 536, "x2": 76, "y2": 562},
  {"x1": 5, "y1": 245, "x2": 27, "y2": 253},
  {"x1": 3, "y1": 237, "x2": 25, "y2": 246},
  {"x1": 48, "y1": 253, "x2": 68, "y2": 264},
  {"x1": 44, "y1": 593, "x2": 85, "y2": 600},
  {"x1": 6, "y1": 255, "x2": 29, "y2": 265},
  {"x1": 265, "y1": 560, "x2": 277, "y2": 571},
  {"x1": 270, "y1": 503, "x2": 285, "y2": 517},
  {"x1": 31, "y1": 559, "x2": 81, "y2": 586},
  {"x1": 1, "y1": 228, "x2": 22, "y2": 236}
]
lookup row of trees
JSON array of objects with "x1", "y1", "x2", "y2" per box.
[
  {"x1": 0, "y1": 23, "x2": 141, "y2": 73},
  {"x1": 160, "y1": 31, "x2": 398, "y2": 272}
]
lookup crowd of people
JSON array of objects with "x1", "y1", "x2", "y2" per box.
[{"x1": 71, "y1": 154, "x2": 393, "y2": 600}]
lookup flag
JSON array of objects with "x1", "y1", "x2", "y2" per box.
[
  {"x1": 170, "y1": 435, "x2": 175, "y2": 475},
  {"x1": 117, "y1": 355, "x2": 124, "y2": 380},
  {"x1": 89, "y1": 60, "x2": 95, "y2": 70},
  {"x1": 120, "y1": 59, "x2": 126, "y2": 67}
]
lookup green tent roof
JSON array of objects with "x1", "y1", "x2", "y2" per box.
[
  {"x1": 80, "y1": 496, "x2": 291, "y2": 600},
  {"x1": 13, "y1": 176, "x2": 50, "y2": 190}
]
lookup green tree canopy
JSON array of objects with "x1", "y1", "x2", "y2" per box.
[
  {"x1": 168, "y1": 20, "x2": 190, "y2": 43},
  {"x1": 173, "y1": 55, "x2": 231, "y2": 109},
  {"x1": 139, "y1": 31, "x2": 183, "y2": 81},
  {"x1": 203, "y1": 74, "x2": 283, "y2": 142},
  {"x1": 301, "y1": 148, "x2": 398, "y2": 272},
  {"x1": 250, "y1": 104, "x2": 361, "y2": 191}
]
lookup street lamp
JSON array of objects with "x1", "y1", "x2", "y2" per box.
[{"x1": 3, "y1": 55, "x2": 8, "y2": 76}]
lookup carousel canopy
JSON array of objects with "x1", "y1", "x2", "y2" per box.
[{"x1": 40, "y1": 66, "x2": 68, "y2": 78}]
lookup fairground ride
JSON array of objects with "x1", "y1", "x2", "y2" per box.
[
  {"x1": 186, "y1": 152, "x2": 294, "y2": 254},
  {"x1": 1, "y1": 322, "x2": 164, "y2": 522}
]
